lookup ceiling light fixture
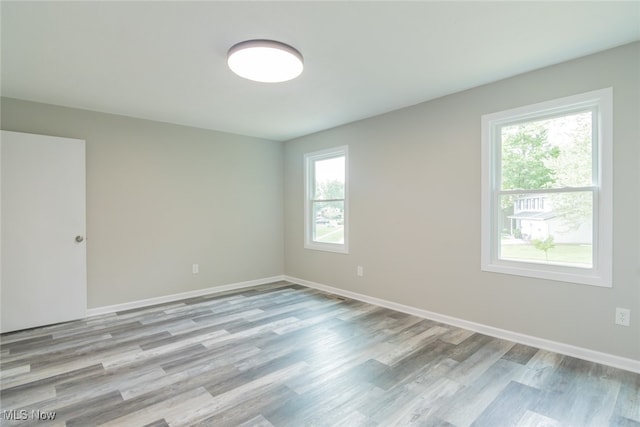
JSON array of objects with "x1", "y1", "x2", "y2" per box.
[{"x1": 227, "y1": 39, "x2": 304, "y2": 83}]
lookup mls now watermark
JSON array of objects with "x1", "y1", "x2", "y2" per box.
[{"x1": 2, "y1": 410, "x2": 57, "y2": 421}]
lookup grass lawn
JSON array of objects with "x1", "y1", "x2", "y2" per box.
[
  {"x1": 314, "y1": 224, "x2": 344, "y2": 244},
  {"x1": 501, "y1": 242, "x2": 592, "y2": 266}
]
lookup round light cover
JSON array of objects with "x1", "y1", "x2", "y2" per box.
[{"x1": 227, "y1": 40, "x2": 303, "y2": 83}]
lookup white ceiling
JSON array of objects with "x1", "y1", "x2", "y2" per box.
[{"x1": 2, "y1": 1, "x2": 639, "y2": 141}]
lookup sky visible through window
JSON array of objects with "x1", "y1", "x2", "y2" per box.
[{"x1": 315, "y1": 156, "x2": 345, "y2": 186}]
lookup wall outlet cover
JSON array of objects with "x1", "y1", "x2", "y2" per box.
[{"x1": 615, "y1": 307, "x2": 630, "y2": 326}]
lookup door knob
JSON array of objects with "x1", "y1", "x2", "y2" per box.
[{"x1": 75, "y1": 235, "x2": 84, "y2": 243}]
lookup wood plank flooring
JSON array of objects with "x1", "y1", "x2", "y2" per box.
[{"x1": 1, "y1": 281, "x2": 638, "y2": 426}]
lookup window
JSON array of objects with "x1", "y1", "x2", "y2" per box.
[
  {"x1": 481, "y1": 88, "x2": 612, "y2": 287},
  {"x1": 304, "y1": 146, "x2": 348, "y2": 253}
]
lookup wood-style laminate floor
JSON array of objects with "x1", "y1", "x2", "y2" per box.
[{"x1": 1, "y1": 281, "x2": 638, "y2": 427}]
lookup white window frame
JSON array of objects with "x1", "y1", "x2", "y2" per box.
[
  {"x1": 481, "y1": 88, "x2": 612, "y2": 287},
  {"x1": 304, "y1": 146, "x2": 349, "y2": 254}
]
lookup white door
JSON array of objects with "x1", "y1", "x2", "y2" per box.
[{"x1": 1, "y1": 130, "x2": 86, "y2": 333}]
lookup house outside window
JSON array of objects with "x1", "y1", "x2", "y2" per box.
[
  {"x1": 481, "y1": 88, "x2": 612, "y2": 287},
  {"x1": 304, "y1": 146, "x2": 348, "y2": 253}
]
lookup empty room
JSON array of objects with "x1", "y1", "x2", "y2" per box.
[{"x1": 1, "y1": 1, "x2": 639, "y2": 426}]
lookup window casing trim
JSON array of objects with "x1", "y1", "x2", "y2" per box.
[
  {"x1": 304, "y1": 146, "x2": 349, "y2": 254},
  {"x1": 481, "y1": 88, "x2": 612, "y2": 287}
]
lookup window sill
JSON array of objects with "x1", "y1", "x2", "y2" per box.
[
  {"x1": 304, "y1": 242, "x2": 349, "y2": 254},
  {"x1": 481, "y1": 261, "x2": 611, "y2": 287}
]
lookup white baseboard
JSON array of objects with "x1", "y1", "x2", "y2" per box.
[
  {"x1": 86, "y1": 275, "x2": 286, "y2": 317},
  {"x1": 284, "y1": 275, "x2": 640, "y2": 374}
]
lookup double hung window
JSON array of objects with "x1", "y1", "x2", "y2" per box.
[
  {"x1": 304, "y1": 146, "x2": 348, "y2": 253},
  {"x1": 481, "y1": 89, "x2": 612, "y2": 286}
]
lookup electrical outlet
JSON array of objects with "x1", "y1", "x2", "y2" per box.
[
  {"x1": 615, "y1": 307, "x2": 630, "y2": 326},
  {"x1": 192, "y1": 264, "x2": 199, "y2": 274},
  {"x1": 357, "y1": 266, "x2": 364, "y2": 277}
]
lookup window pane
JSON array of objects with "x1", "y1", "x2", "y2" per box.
[
  {"x1": 314, "y1": 156, "x2": 345, "y2": 200},
  {"x1": 501, "y1": 111, "x2": 593, "y2": 190},
  {"x1": 313, "y1": 201, "x2": 344, "y2": 244},
  {"x1": 499, "y1": 192, "x2": 592, "y2": 267}
]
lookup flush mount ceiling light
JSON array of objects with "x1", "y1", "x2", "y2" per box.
[{"x1": 227, "y1": 39, "x2": 304, "y2": 83}]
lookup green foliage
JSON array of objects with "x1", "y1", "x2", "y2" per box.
[
  {"x1": 546, "y1": 112, "x2": 592, "y2": 188},
  {"x1": 544, "y1": 112, "x2": 593, "y2": 231},
  {"x1": 549, "y1": 192, "x2": 591, "y2": 232},
  {"x1": 532, "y1": 236, "x2": 555, "y2": 260},
  {"x1": 501, "y1": 123, "x2": 560, "y2": 191},
  {"x1": 315, "y1": 179, "x2": 344, "y2": 200}
]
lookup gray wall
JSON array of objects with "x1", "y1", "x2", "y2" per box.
[
  {"x1": 284, "y1": 42, "x2": 640, "y2": 360},
  {"x1": 2, "y1": 42, "x2": 638, "y2": 361},
  {"x1": 1, "y1": 98, "x2": 284, "y2": 308}
]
